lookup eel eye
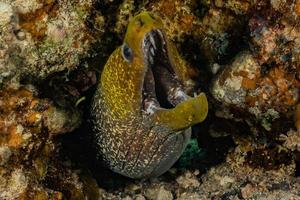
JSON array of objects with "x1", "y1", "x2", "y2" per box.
[{"x1": 122, "y1": 43, "x2": 133, "y2": 63}]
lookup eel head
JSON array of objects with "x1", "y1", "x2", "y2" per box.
[{"x1": 101, "y1": 12, "x2": 208, "y2": 130}]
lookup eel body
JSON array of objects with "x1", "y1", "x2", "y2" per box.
[{"x1": 91, "y1": 12, "x2": 208, "y2": 179}]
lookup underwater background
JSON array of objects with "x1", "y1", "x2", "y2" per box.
[{"x1": 0, "y1": 0, "x2": 299, "y2": 199}]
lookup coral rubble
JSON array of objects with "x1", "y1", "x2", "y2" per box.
[
  {"x1": 0, "y1": 85, "x2": 86, "y2": 199},
  {"x1": 0, "y1": 0, "x2": 101, "y2": 198},
  {"x1": 0, "y1": 0, "x2": 299, "y2": 199},
  {"x1": 0, "y1": 0, "x2": 103, "y2": 84}
]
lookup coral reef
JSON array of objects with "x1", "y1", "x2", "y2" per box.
[
  {"x1": 0, "y1": 85, "x2": 83, "y2": 199},
  {"x1": 0, "y1": 0, "x2": 103, "y2": 84},
  {"x1": 0, "y1": 0, "x2": 101, "y2": 198},
  {"x1": 211, "y1": 51, "x2": 298, "y2": 131},
  {"x1": 0, "y1": 0, "x2": 299, "y2": 199},
  {"x1": 92, "y1": 151, "x2": 300, "y2": 200},
  {"x1": 207, "y1": 1, "x2": 299, "y2": 188},
  {"x1": 209, "y1": 4, "x2": 299, "y2": 166}
]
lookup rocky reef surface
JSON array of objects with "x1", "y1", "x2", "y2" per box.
[{"x1": 0, "y1": 0, "x2": 299, "y2": 199}]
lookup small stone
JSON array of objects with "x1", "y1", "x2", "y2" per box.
[
  {"x1": 241, "y1": 184, "x2": 255, "y2": 199},
  {"x1": 283, "y1": 130, "x2": 300, "y2": 152},
  {"x1": 122, "y1": 196, "x2": 133, "y2": 200},
  {"x1": 211, "y1": 63, "x2": 221, "y2": 74},
  {"x1": 157, "y1": 186, "x2": 173, "y2": 200},
  {"x1": 193, "y1": 170, "x2": 200, "y2": 176},
  {"x1": 125, "y1": 183, "x2": 142, "y2": 193},
  {"x1": 145, "y1": 186, "x2": 173, "y2": 200},
  {"x1": 176, "y1": 171, "x2": 200, "y2": 189},
  {"x1": 219, "y1": 176, "x2": 235, "y2": 189},
  {"x1": 177, "y1": 192, "x2": 202, "y2": 200},
  {"x1": 16, "y1": 31, "x2": 26, "y2": 41},
  {"x1": 145, "y1": 186, "x2": 159, "y2": 200},
  {"x1": 134, "y1": 194, "x2": 146, "y2": 200}
]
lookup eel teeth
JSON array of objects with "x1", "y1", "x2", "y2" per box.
[
  {"x1": 149, "y1": 55, "x2": 154, "y2": 64},
  {"x1": 157, "y1": 30, "x2": 165, "y2": 45},
  {"x1": 174, "y1": 88, "x2": 189, "y2": 101},
  {"x1": 149, "y1": 34, "x2": 157, "y2": 50},
  {"x1": 150, "y1": 47, "x2": 155, "y2": 56},
  {"x1": 167, "y1": 88, "x2": 190, "y2": 106},
  {"x1": 144, "y1": 99, "x2": 160, "y2": 115}
]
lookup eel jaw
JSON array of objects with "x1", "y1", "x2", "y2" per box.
[{"x1": 141, "y1": 29, "x2": 189, "y2": 115}]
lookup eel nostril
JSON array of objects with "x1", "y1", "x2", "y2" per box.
[
  {"x1": 149, "y1": 13, "x2": 156, "y2": 21},
  {"x1": 138, "y1": 18, "x2": 144, "y2": 27}
]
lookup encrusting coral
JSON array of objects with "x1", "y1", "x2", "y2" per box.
[
  {"x1": 0, "y1": 0, "x2": 299, "y2": 199},
  {"x1": 0, "y1": 0, "x2": 103, "y2": 198},
  {"x1": 0, "y1": 0, "x2": 104, "y2": 84},
  {"x1": 0, "y1": 85, "x2": 84, "y2": 199}
]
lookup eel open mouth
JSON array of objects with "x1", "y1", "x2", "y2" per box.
[{"x1": 142, "y1": 29, "x2": 190, "y2": 115}]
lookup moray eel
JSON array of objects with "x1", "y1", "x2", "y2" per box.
[{"x1": 91, "y1": 12, "x2": 208, "y2": 179}]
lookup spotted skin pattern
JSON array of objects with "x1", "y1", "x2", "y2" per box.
[{"x1": 91, "y1": 12, "x2": 208, "y2": 179}]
